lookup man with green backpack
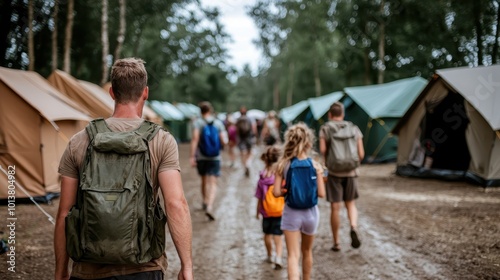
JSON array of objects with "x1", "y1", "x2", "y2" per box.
[
  {"x1": 54, "y1": 58, "x2": 193, "y2": 280},
  {"x1": 319, "y1": 102, "x2": 365, "y2": 253}
]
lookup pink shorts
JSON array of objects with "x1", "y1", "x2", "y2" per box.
[{"x1": 280, "y1": 204, "x2": 320, "y2": 235}]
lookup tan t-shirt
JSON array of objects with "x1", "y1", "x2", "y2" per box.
[
  {"x1": 58, "y1": 118, "x2": 180, "y2": 279},
  {"x1": 319, "y1": 120, "x2": 363, "y2": 177}
]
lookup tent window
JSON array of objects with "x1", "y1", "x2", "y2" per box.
[{"x1": 422, "y1": 91, "x2": 471, "y2": 171}]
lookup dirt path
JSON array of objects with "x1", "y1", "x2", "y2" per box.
[{"x1": 1, "y1": 143, "x2": 499, "y2": 279}]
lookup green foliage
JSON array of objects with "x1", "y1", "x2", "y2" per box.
[
  {"x1": 2, "y1": 0, "x2": 500, "y2": 114},
  {"x1": 245, "y1": 0, "x2": 500, "y2": 113}
]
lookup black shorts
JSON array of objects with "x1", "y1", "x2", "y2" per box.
[
  {"x1": 196, "y1": 160, "x2": 221, "y2": 176},
  {"x1": 262, "y1": 217, "x2": 283, "y2": 235}
]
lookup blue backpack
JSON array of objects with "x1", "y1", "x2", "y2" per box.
[
  {"x1": 199, "y1": 121, "x2": 221, "y2": 157},
  {"x1": 284, "y1": 157, "x2": 318, "y2": 209}
]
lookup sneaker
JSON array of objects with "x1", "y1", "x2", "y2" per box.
[
  {"x1": 350, "y1": 228, "x2": 361, "y2": 249},
  {"x1": 205, "y1": 210, "x2": 215, "y2": 221},
  {"x1": 274, "y1": 257, "x2": 283, "y2": 270},
  {"x1": 266, "y1": 255, "x2": 273, "y2": 264}
]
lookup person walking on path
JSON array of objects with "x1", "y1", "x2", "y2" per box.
[
  {"x1": 260, "y1": 110, "x2": 281, "y2": 146},
  {"x1": 54, "y1": 57, "x2": 193, "y2": 280},
  {"x1": 319, "y1": 101, "x2": 365, "y2": 252},
  {"x1": 236, "y1": 106, "x2": 257, "y2": 177},
  {"x1": 273, "y1": 123, "x2": 326, "y2": 280},
  {"x1": 225, "y1": 114, "x2": 238, "y2": 168},
  {"x1": 190, "y1": 101, "x2": 227, "y2": 221},
  {"x1": 255, "y1": 145, "x2": 284, "y2": 270}
]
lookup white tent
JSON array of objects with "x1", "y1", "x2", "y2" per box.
[{"x1": 393, "y1": 65, "x2": 500, "y2": 186}]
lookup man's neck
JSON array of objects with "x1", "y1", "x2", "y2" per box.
[
  {"x1": 329, "y1": 117, "x2": 343, "y2": 121},
  {"x1": 112, "y1": 102, "x2": 143, "y2": 119}
]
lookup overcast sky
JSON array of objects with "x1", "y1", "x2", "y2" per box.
[{"x1": 200, "y1": 0, "x2": 261, "y2": 74}]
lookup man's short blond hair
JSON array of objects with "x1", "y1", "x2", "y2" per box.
[{"x1": 111, "y1": 58, "x2": 147, "y2": 103}]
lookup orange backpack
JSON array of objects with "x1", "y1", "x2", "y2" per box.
[{"x1": 263, "y1": 185, "x2": 285, "y2": 217}]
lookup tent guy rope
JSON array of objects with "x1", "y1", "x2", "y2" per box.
[{"x1": 0, "y1": 165, "x2": 56, "y2": 225}]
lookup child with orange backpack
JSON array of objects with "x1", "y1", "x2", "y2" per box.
[{"x1": 255, "y1": 145, "x2": 284, "y2": 270}]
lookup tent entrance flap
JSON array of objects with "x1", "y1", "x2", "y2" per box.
[{"x1": 422, "y1": 91, "x2": 471, "y2": 171}]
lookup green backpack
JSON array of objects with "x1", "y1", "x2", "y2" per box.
[{"x1": 65, "y1": 118, "x2": 167, "y2": 264}]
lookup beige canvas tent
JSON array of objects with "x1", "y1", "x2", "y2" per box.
[
  {"x1": 393, "y1": 65, "x2": 500, "y2": 186},
  {"x1": 48, "y1": 70, "x2": 113, "y2": 118},
  {"x1": 0, "y1": 67, "x2": 90, "y2": 200}
]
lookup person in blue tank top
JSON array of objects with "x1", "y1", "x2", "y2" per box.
[{"x1": 273, "y1": 123, "x2": 326, "y2": 280}]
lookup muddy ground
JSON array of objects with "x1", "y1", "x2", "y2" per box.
[{"x1": 1, "y1": 143, "x2": 499, "y2": 279}]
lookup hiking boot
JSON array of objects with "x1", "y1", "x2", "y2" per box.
[
  {"x1": 274, "y1": 257, "x2": 283, "y2": 270},
  {"x1": 350, "y1": 228, "x2": 361, "y2": 249}
]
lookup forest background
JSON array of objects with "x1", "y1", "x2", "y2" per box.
[{"x1": 1, "y1": 0, "x2": 499, "y2": 113}]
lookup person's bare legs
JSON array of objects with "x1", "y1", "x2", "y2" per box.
[
  {"x1": 284, "y1": 230, "x2": 301, "y2": 280},
  {"x1": 345, "y1": 200, "x2": 358, "y2": 229},
  {"x1": 301, "y1": 233, "x2": 315, "y2": 280},
  {"x1": 330, "y1": 202, "x2": 342, "y2": 247},
  {"x1": 228, "y1": 143, "x2": 236, "y2": 166},
  {"x1": 201, "y1": 175, "x2": 207, "y2": 209},
  {"x1": 274, "y1": 234, "x2": 283, "y2": 260},
  {"x1": 205, "y1": 175, "x2": 217, "y2": 220},
  {"x1": 345, "y1": 199, "x2": 361, "y2": 248},
  {"x1": 240, "y1": 147, "x2": 252, "y2": 176},
  {"x1": 264, "y1": 234, "x2": 273, "y2": 261}
]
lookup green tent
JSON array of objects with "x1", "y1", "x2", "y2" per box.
[
  {"x1": 174, "y1": 103, "x2": 200, "y2": 142},
  {"x1": 279, "y1": 100, "x2": 310, "y2": 124},
  {"x1": 149, "y1": 100, "x2": 186, "y2": 142},
  {"x1": 307, "y1": 91, "x2": 344, "y2": 132},
  {"x1": 343, "y1": 77, "x2": 427, "y2": 163}
]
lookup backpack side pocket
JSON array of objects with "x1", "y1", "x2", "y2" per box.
[{"x1": 65, "y1": 207, "x2": 83, "y2": 261}]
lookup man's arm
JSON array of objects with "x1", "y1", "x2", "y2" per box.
[
  {"x1": 189, "y1": 127, "x2": 200, "y2": 167},
  {"x1": 357, "y1": 137, "x2": 365, "y2": 162},
  {"x1": 158, "y1": 170, "x2": 193, "y2": 280},
  {"x1": 260, "y1": 121, "x2": 269, "y2": 141},
  {"x1": 54, "y1": 176, "x2": 78, "y2": 280},
  {"x1": 251, "y1": 119, "x2": 258, "y2": 136},
  {"x1": 319, "y1": 136, "x2": 327, "y2": 161}
]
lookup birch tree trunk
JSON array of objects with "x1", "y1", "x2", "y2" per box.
[
  {"x1": 51, "y1": 0, "x2": 59, "y2": 71},
  {"x1": 28, "y1": 0, "x2": 34, "y2": 71},
  {"x1": 377, "y1": 0, "x2": 386, "y2": 84},
  {"x1": 286, "y1": 62, "x2": 295, "y2": 106},
  {"x1": 473, "y1": 0, "x2": 484, "y2": 65},
  {"x1": 273, "y1": 76, "x2": 280, "y2": 110},
  {"x1": 493, "y1": 1, "x2": 500, "y2": 63},
  {"x1": 313, "y1": 59, "x2": 321, "y2": 97},
  {"x1": 63, "y1": 0, "x2": 74, "y2": 73},
  {"x1": 113, "y1": 0, "x2": 126, "y2": 61},
  {"x1": 363, "y1": 48, "x2": 371, "y2": 85},
  {"x1": 101, "y1": 0, "x2": 109, "y2": 85}
]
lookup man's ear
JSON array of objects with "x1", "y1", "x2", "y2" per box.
[
  {"x1": 142, "y1": 86, "x2": 149, "y2": 100},
  {"x1": 109, "y1": 87, "x2": 116, "y2": 101}
]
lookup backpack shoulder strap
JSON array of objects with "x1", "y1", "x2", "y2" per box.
[
  {"x1": 135, "y1": 120, "x2": 162, "y2": 142},
  {"x1": 85, "y1": 118, "x2": 111, "y2": 142}
]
